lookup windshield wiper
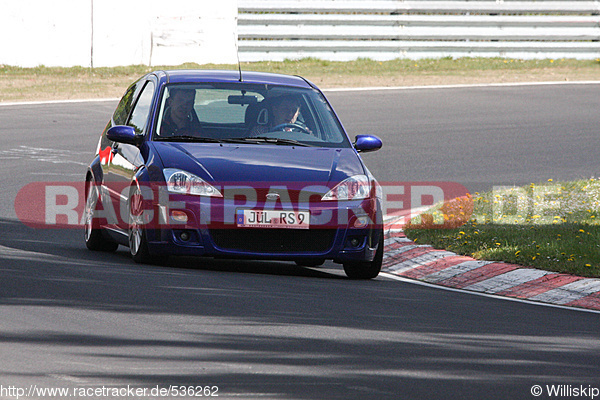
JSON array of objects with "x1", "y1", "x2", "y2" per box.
[
  {"x1": 228, "y1": 137, "x2": 314, "y2": 147},
  {"x1": 156, "y1": 136, "x2": 224, "y2": 143},
  {"x1": 156, "y1": 136, "x2": 314, "y2": 147}
]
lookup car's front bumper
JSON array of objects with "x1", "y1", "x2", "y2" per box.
[{"x1": 144, "y1": 193, "x2": 382, "y2": 263}]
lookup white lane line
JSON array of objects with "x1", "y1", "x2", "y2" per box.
[
  {"x1": 3, "y1": 81, "x2": 600, "y2": 107},
  {"x1": 324, "y1": 80, "x2": 600, "y2": 93},
  {"x1": 380, "y1": 272, "x2": 600, "y2": 315},
  {"x1": 0, "y1": 98, "x2": 119, "y2": 107}
]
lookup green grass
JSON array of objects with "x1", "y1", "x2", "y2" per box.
[
  {"x1": 404, "y1": 179, "x2": 600, "y2": 277},
  {"x1": 1, "y1": 57, "x2": 598, "y2": 79},
  {"x1": 2, "y1": 57, "x2": 599, "y2": 102},
  {"x1": 2, "y1": 57, "x2": 596, "y2": 74}
]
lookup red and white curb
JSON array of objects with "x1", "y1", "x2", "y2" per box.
[{"x1": 381, "y1": 230, "x2": 600, "y2": 311}]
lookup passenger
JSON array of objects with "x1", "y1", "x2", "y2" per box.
[{"x1": 160, "y1": 88, "x2": 202, "y2": 136}]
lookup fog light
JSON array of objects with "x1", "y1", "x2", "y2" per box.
[
  {"x1": 353, "y1": 216, "x2": 369, "y2": 228},
  {"x1": 170, "y1": 210, "x2": 188, "y2": 223},
  {"x1": 349, "y1": 237, "x2": 361, "y2": 247},
  {"x1": 179, "y1": 231, "x2": 191, "y2": 241}
]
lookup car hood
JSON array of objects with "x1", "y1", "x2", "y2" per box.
[{"x1": 151, "y1": 142, "x2": 366, "y2": 185}]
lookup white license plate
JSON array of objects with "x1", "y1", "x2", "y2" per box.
[{"x1": 236, "y1": 209, "x2": 310, "y2": 229}]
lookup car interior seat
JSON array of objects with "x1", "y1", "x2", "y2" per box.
[{"x1": 244, "y1": 100, "x2": 270, "y2": 132}]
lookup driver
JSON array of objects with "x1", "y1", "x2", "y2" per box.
[
  {"x1": 159, "y1": 88, "x2": 202, "y2": 137},
  {"x1": 249, "y1": 95, "x2": 309, "y2": 136}
]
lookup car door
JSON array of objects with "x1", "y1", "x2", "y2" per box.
[{"x1": 105, "y1": 77, "x2": 157, "y2": 232}]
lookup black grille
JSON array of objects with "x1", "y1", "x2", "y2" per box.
[{"x1": 209, "y1": 229, "x2": 336, "y2": 253}]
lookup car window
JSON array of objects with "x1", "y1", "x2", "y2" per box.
[
  {"x1": 195, "y1": 89, "x2": 264, "y2": 124},
  {"x1": 128, "y1": 81, "x2": 156, "y2": 134},
  {"x1": 154, "y1": 83, "x2": 351, "y2": 148},
  {"x1": 113, "y1": 80, "x2": 143, "y2": 125}
]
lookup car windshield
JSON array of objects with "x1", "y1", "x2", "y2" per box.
[{"x1": 153, "y1": 82, "x2": 351, "y2": 148}]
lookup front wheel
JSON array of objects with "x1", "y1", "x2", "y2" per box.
[
  {"x1": 128, "y1": 185, "x2": 152, "y2": 263},
  {"x1": 128, "y1": 185, "x2": 168, "y2": 265},
  {"x1": 343, "y1": 232, "x2": 384, "y2": 280}
]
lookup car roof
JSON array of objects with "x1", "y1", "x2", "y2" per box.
[{"x1": 157, "y1": 69, "x2": 315, "y2": 89}]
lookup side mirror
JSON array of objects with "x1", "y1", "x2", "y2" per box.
[
  {"x1": 106, "y1": 125, "x2": 140, "y2": 146},
  {"x1": 354, "y1": 135, "x2": 382, "y2": 153}
]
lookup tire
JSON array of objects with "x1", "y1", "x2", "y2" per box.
[
  {"x1": 128, "y1": 185, "x2": 167, "y2": 265},
  {"x1": 343, "y1": 231, "x2": 384, "y2": 280},
  {"x1": 84, "y1": 180, "x2": 119, "y2": 252},
  {"x1": 128, "y1": 185, "x2": 153, "y2": 263}
]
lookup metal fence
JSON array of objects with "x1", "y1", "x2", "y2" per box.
[{"x1": 237, "y1": 0, "x2": 600, "y2": 61}]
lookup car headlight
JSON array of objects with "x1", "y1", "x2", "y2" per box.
[
  {"x1": 163, "y1": 168, "x2": 222, "y2": 197},
  {"x1": 322, "y1": 175, "x2": 371, "y2": 201}
]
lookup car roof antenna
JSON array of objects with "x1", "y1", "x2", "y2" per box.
[{"x1": 234, "y1": 32, "x2": 243, "y2": 82}]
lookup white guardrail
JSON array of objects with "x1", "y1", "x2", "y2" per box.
[{"x1": 237, "y1": 0, "x2": 600, "y2": 61}]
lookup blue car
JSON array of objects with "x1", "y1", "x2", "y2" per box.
[{"x1": 84, "y1": 70, "x2": 384, "y2": 279}]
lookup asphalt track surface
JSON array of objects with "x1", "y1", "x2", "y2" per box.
[{"x1": 1, "y1": 83, "x2": 600, "y2": 399}]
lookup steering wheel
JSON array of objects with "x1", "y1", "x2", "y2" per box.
[{"x1": 272, "y1": 123, "x2": 311, "y2": 134}]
